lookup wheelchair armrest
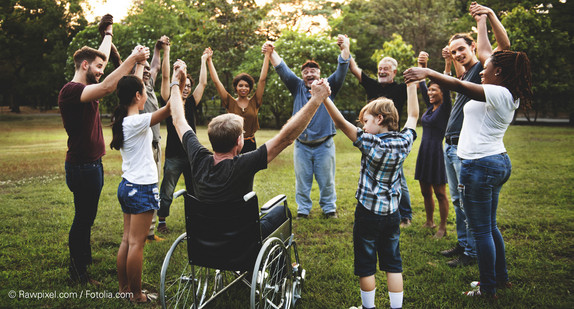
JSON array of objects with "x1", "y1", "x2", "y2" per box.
[
  {"x1": 243, "y1": 191, "x2": 256, "y2": 202},
  {"x1": 173, "y1": 189, "x2": 187, "y2": 200},
  {"x1": 260, "y1": 194, "x2": 287, "y2": 214}
]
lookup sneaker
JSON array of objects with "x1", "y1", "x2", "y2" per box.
[
  {"x1": 325, "y1": 212, "x2": 338, "y2": 219},
  {"x1": 296, "y1": 213, "x2": 308, "y2": 220},
  {"x1": 471, "y1": 281, "x2": 512, "y2": 289},
  {"x1": 146, "y1": 235, "x2": 164, "y2": 243},
  {"x1": 349, "y1": 306, "x2": 375, "y2": 309},
  {"x1": 399, "y1": 218, "x2": 411, "y2": 228},
  {"x1": 462, "y1": 289, "x2": 497, "y2": 299},
  {"x1": 447, "y1": 254, "x2": 476, "y2": 267},
  {"x1": 440, "y1": 244, "x2": 465, "y2": 257}
]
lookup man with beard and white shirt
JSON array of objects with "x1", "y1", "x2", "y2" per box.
[
  {"x1": 58, "y1": 20, "x2": 149, "y2": 285},
  {"x1": 349, "y1": 55, "x2": 413, "y2": 228}
]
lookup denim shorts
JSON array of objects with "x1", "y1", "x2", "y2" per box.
[
  {"x1": 117, "y1": 178, "x2": 160, "y2": 214},
  {"x1": 353, "y1": 203, "x2": 402, "y2": 276}
]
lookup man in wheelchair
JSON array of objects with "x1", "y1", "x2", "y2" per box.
[{"x1": 169, "y1": 61, "x2": 332, "y2": 235}]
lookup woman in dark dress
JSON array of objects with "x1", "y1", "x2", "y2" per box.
[{"x1": 415, "y1": 51, "x2": 452, "y2": 238}]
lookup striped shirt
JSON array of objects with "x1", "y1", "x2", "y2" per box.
[{"x1": 353, "y1": 127, "x2": 416, "y2": 215}]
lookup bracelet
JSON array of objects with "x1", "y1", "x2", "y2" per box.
[
  {"x1": 170, "y1": 81, "x2": 179, "y2": 88},
  {"x1": 105, "y1": 32, "x2": 113, "y2": 37}
]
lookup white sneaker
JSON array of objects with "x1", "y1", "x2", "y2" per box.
[{"x1": 470, "y1": 281, "x2": 480, "y2": 288}]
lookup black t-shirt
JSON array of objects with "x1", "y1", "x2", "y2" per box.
[
  {"x1": 165, "y1": 96, "x2": 197, "y2": 158},
  {"x1": 182, "y1": 130, "x2": 268, "y2": 203},
  {"x1": 445, "y1": 61, "x2": 483, "y2": 138},
  {"x1": 360, "y1": 71, "x2": 407, "y2": 124}
]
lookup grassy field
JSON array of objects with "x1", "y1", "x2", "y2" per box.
[{"x1": 0, "y1": 114, "x2": 573, "y2": 308}]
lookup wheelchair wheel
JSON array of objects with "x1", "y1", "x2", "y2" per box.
[
  {"x1": 290, "y1": 241, "x2": 305, "y2": 307},
  {"x1": 160, "y1": 233, "x2": 238, "y2": 309},
  {"x1": 250, "y1": 237, "x2": 293, "y2": 309}
]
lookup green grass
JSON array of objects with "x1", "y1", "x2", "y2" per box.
[{"x1": 0, "y1": 114, "x2": 573, "y2": 308}]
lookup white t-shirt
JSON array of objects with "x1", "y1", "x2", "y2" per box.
[
  {"x1": 458, "y1": 84, "x2": 519, "y2": 160},
  {"x1": 120, "y1": 113, "x2": 158, "y2": 184}
]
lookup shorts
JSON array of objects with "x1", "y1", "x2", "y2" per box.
[
  {"x1": 353, "y1": 203, "x2": 402, "y2": 276},
  {"x1": 117, "y1": 178, "x2": 160, "y2": 214}
]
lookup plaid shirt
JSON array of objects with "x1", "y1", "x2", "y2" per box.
[{"x1": 353, "y1": 128, "x2": 416, "y2": 215}]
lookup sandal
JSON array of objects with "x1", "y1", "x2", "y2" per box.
[{"x1": 130, "y1": 290, "x2": 157, "y2": 304}]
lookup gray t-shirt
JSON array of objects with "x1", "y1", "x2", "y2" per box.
[
  {"x1": 141, "y1": 76, "x2": 161, "y2": 142},
  {"x1": 445, "y1": 61, "x2": 483, "y2": 138}
]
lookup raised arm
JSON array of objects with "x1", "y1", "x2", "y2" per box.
[
  {"x1": 265, "y1": 79, "x2": 331, "y2": 163},
  {"x1": 97, "y1": 21, "x2": 113, "y2": 69},
  {"x1": 254, "y1": 48, "x2": 271, "y2": 103},
  {"x1": 323, "y1": 97, "x2": 358, "y2": 142},
  {"x1": 192, "y1": 48, "x2": 209, "y2": 105},
  {"x1": 149, "y1": 37, "x2": 164, "y2": 83},
  {"x1": 471, "y1": 2, "x2": 510, "y2": 64},
  {"x1": 337, "y1": 34, "x2": 351, "y2": 61},
  {"x1": 442, "y1": 45, "x2": 464, "y2": 78},
  {"x1": 158, "y1": 36, "x2": 171, "y2": 101},
  {"x1": 403, "y1": 83, "x2": 419, "y2": 130},
  {"x1": 263, "y1": 42, "x2": 282, "y2": 67},
  {"x1": 80, "y1": 46, "x2": 149, "y2": 103},
  {"x1": 404, "y1": 67, "x2": 485, "y2": 102},
  {"x1": 206, "y1": 48, "x2": 230, "y2": 99},
  {"x1": 169, "y1": 60, "x2": 193, "y2": 141},
  {"x1": 349, "y1": 57, "x2": 363, "y2": 82}
]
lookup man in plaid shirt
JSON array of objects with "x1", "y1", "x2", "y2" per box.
[{"x1": 323, "y1": 81, "x2": 419, "y2": 309}]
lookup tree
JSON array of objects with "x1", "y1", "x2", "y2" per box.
[
  {"x1": 501, "y1": 5, "x2": 573, "y2": 122},
  {"x1": 0, "y1": 0, "x2": 87, "y2": 112}
]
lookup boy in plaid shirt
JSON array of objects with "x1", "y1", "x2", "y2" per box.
[{"x1": 323, "y1": 82, "x2": 419, "y2": 309}]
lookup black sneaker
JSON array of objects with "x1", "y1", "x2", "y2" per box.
[
  {"x1": 447, "y1": 254, "x2": 476, "y2": 267},
  {"x1": 440, "y1": 244, "x2": 465, "y2": 257},
  {"x1": 325, "y1": 212, "x2": 338, "y2": 219},
  {"x1": 296, "y1": 213, "x2": 308, "y2": 220}
]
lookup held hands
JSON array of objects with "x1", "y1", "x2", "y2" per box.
[
  {"x1": 403, "y1": 67, "x2": 429, "y2": 84},
  {"x1": 156, "y1": 35, "x2": 171, "y2": 50},
  {"x1": 172, "y1": 59, "x2": 187, "y2": 83},
  {"x1": 469, "y1": 2, "x2": 492, "y2": 21},
  {"x1": 261, "y1": 42, "x2": 274, "y2": 55},
  {"x1": 418, "y1": 51, "x2": 429, "y2": 68},
  {"x1": 442, "y1": 46, "x2": 452, "y2": 62},
  {"x1": 310, "y1": 79, "x2": 331, "y2": 101},
  {"x1": 131, "y1": 45, "x2": 150, "y2": 63},
  {"x1": 337, "y1": 34, "x2": 350, "y2": 51},
  {"x1": 201, "y1": 48, "x2": 211, "y2": 62}
]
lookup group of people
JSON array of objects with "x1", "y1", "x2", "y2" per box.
[{"x1": 58, "y1": 1, "x2": 532, "y2": 307}]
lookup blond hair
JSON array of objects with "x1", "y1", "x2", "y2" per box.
[
  {"x1": 359, "y1": 97, "x2": 399, "y2": 131},
  {"x1": 207, "y1": 114, "x2": 244, "y2": 153}
]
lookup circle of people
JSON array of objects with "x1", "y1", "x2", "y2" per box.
[{"x1": 58, "y1": 2, "x2": 532, "y2": 307}]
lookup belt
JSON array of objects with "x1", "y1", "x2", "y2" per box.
[
  {"x1": 297, "y1": 136, "x2": 331, "y2": 147},
  {"x1": 445, "y1": 136, "x2": 459, "y2": 145}
]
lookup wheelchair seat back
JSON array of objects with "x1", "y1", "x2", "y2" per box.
[{"x1": 184, "y1": 194, "x2": 262, "y2": 271}]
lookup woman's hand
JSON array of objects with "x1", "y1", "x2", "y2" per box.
[
  {"x1": 403, "y1": 67, "x2": 430, "y2": 84},
  {"x1": 418, "y1": 51, "x2": 429, "y2": 68}
]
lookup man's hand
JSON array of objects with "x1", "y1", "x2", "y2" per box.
[
  {"x1": 98, "y1": 14, "x2": 113, "y2": 38},
  {"x1": 403, "y1": 67, "x2": 430, "y2": 84},
  {"x1": 310, "y1": 79, "x2": 331, "y2": 102},
  {"x1": 418, "y1": 51, "x2": 429, "y2": 68},
  {"x1": 470, "y1": 2, "x2": 492, "y2": 21},
  {"x1": 131, "y1": 45, "x2": 150, "y2": 63},
  {"x1": 441, "y1": 46, "x2": 452, "y2": 62},
  {"x1": 201, "y1": 48, "x2": 211, "y2": 62}
]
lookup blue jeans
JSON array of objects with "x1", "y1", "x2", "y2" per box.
[
  {"x1": 444, "y1": 144, "x2": 476, "y2": 257},
  {"x1": 460, "y1": 153, "x2": 511, "y2": 295},
  {"x1": 294, "y1": 138, "x2": 336, "y2": 215},
  {"x1": 398, "y1": 166, "x2": 412, "y2": 220},
  {"x1": 158, "y1": 157, "x2": 192, "y2": 218},
  {"x1": 65, "y1": 159, "x2": 104, "y2": 281}
]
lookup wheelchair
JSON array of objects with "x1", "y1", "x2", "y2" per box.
[{"x1": 160, "y1": 189, "x2": 306, "y2": 309}]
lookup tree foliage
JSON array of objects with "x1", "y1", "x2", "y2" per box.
[{"x1": 0, "y1": 0, "x2": 87, "y2": 112}]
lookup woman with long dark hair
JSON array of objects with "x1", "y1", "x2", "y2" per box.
[
  {"x1": 110, "y1": 66, "x2": 175, "y2": 303},
  {"x1": 405, "y1": 49, "x2": 532, "y2": 298}
]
